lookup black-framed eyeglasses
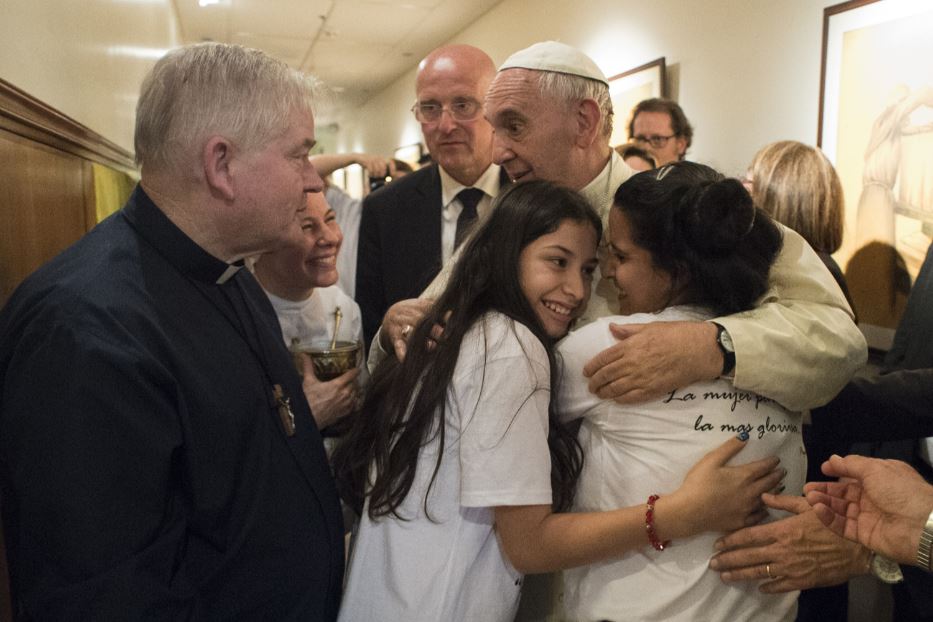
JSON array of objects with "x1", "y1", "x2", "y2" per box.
[
  {"x1": 633, "y1": 134, "x2": 677, "y2": 148},
  {"x1": 411, "y1": 99, "x2": 481, "y2": 123}
]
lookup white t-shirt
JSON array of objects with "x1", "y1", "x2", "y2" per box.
[
  {"x1": 557, "y1": 307, "x2": 805, "y2": 622},
  {"x1": 338, "y1": 313, "x2": 553, "y2": 622},
  {"x1": 265, "y1": 285, "x2": 365, "y2": 375}
]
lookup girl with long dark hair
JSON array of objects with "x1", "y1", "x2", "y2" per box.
[{"x1": 334, "y1": 180, "x2": 782, "y2": 622}]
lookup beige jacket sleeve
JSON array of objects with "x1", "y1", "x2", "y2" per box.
[
  {"x1": 365, "y1": 330, "x2": 390, "y2": 375},
  {"x1": 715, "y1": 225, "x2": 867, "y2": 411}
]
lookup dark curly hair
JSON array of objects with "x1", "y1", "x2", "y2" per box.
[{"x1": 612, "y1": 161, "x2": 782, "y2": 315}]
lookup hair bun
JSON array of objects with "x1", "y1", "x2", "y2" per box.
[{"x1": 678, "y1": 178, "x2": 755, "y2": 256}]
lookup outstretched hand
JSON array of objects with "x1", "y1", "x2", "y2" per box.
[
  {"x1": 805, "y1": 454, "x2": 933, "y2": 566},
  {"x1": 583, "y1": 321, "x2": 722, "y2": 404},
  {"x1": 709, "y1": 493, "x2": 869, "y2": 592}
]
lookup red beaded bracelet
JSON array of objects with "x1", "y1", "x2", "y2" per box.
[{"x1": 645, "y1": 494, "x2": 671, "y2": 551}]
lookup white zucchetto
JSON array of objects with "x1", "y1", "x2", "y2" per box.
[{"x1": 499, "y1": 41, "x2": 608, "y2": 85}]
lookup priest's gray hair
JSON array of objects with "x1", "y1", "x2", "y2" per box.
[
  {"x1": 135, "y1": 42, "x2": 320, "y2": 173},
  {"x1": 535, "y1": 71, "x2": 613, "y2": 139}
]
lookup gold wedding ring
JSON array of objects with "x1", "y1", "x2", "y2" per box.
[
  {"x1": 401, "y1": 324, "x2": 412, "y2": 339},
  {"x1": 765, "y1": 564, "x2": 773, "y2": 579}
]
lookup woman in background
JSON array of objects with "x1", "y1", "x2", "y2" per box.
[
  {"x1": 745, "y1": 140, "x2": 854, "y2": 311},
  {"x1": 253, "y1": 191, "x2": 364, "y2": 430}
]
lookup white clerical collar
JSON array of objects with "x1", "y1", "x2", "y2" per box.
[
  {"x1": 439, "y1": 163, "x2": 502, "y2": 207},
  {"x1": 215, "y1": 261, "x2": 244, "y2": 285}
]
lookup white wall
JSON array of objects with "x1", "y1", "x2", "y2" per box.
[
  {"x1": 0, "y1": 0, "x2": 180, "y2": 154},
  {"x1": 0, "y1": 0, "x2": 844, "y2": 172},
  {"x1": 333, "y1": 0, "x2": 841, "y2": 177}
]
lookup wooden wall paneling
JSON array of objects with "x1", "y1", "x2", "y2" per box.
[
  {"x1": 0, "y1": 79, "x2": 134, "y2": 175},
  {"x1": 0, "y1": 129, "x2": 94, "y2": 305},
  {"x1": 0, "y1": 78, "x2": 135, "y2": 306}
]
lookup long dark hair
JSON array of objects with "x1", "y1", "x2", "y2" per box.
[
  {"x1": 332, "y1": 180, "x2": 601, "y2": 519},
  {"x1": 613, "y1": 161, "x2": 782, "y2": 315}
]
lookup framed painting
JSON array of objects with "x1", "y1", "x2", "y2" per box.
[
  {"x1": 818, "y1": 0, "x2": 933, "y2": 348},
  {"x1": 607, "y1": 57, "x2": 667, "y2": 147}
]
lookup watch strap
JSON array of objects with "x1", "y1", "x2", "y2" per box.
[
  {"x1": 713, "y1": 323, "x2": 736, "y2": 376},
  {"x1": 918, "y1": 510, "x2": 933, "y2": 571}
]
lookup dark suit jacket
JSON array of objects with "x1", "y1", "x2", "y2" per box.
[
  {"x1": 356, "y1": 164, "x2": 444, "y2": 348},
  {"x1": 812, "y1": 243, "x2": 933, "y2": 446},
  {"x1": 355, "y1": 164, "x2": 510, "y2": 348},
  {"x1": 0, "y1": 187, "x2": 343, "y2": 620}
]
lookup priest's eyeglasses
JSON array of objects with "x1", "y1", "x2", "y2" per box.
[
  {"x1": 633, "y1": 134, "x2": 677, "y2": 148},
  {"x1": 412, "y1": 99, "x2": 481, "y2": 123}
]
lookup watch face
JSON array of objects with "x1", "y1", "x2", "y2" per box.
[
  {"x1": 718, "y1": 327, "x2": 735, "y2": 352},
  {"x1": 871, "y1": 553, "x2": 904, "y2": 584}
]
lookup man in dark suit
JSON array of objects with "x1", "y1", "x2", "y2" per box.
[
  {"x1": 356, "y1": 44, "x2": 507, "y2": 349},
  {"x1": 0, "y1": 43, "x2": 343, "y2": 619}
]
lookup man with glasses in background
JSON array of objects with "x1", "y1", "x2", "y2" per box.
[
  {"x1": 629, "y1": 97, "x2": 693, "y2": 165},
  {"x1": 355, "y1": 44, "x2": 509, "y2": 349}
]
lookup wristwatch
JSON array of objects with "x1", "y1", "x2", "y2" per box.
[
  {"x1": 918, "y1": 509, "x2": 933, "y2": 572},
  {"x1": 869, "y1": 552, "x2": 904, "y2": 584},
  {"x1": 713, "y1": 323, "x2": 735, "y2": 377}
]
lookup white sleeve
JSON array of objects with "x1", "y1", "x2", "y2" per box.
[
  {"x1": 456, "y1": 319, "x2": 553, "y2": 508},
  {"x1": 365, "y1": 326, "x2": 389, "y2": 374},
  {"x1": 555, "y1": 322, "x2": 610, "y2": 422}
]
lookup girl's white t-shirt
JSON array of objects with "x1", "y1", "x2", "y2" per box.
[
  {"x1": 557, "y1": 306, "x2": 805, "y2": 622},
  {"x1": 339, "y1": 313, "x2": 553, "y2": 622}
]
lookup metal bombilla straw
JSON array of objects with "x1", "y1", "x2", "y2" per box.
[{"x1": 330, "y1": 306, "x2": 342, "y2": 350}]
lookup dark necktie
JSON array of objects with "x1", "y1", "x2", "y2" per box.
[{"x1": 454, "y1": 187, "x2": 484, "y2": 250}]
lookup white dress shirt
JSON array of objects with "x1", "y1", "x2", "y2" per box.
[{"x1": 438, "y1": 164, "x2": 502, "y2": 263}]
